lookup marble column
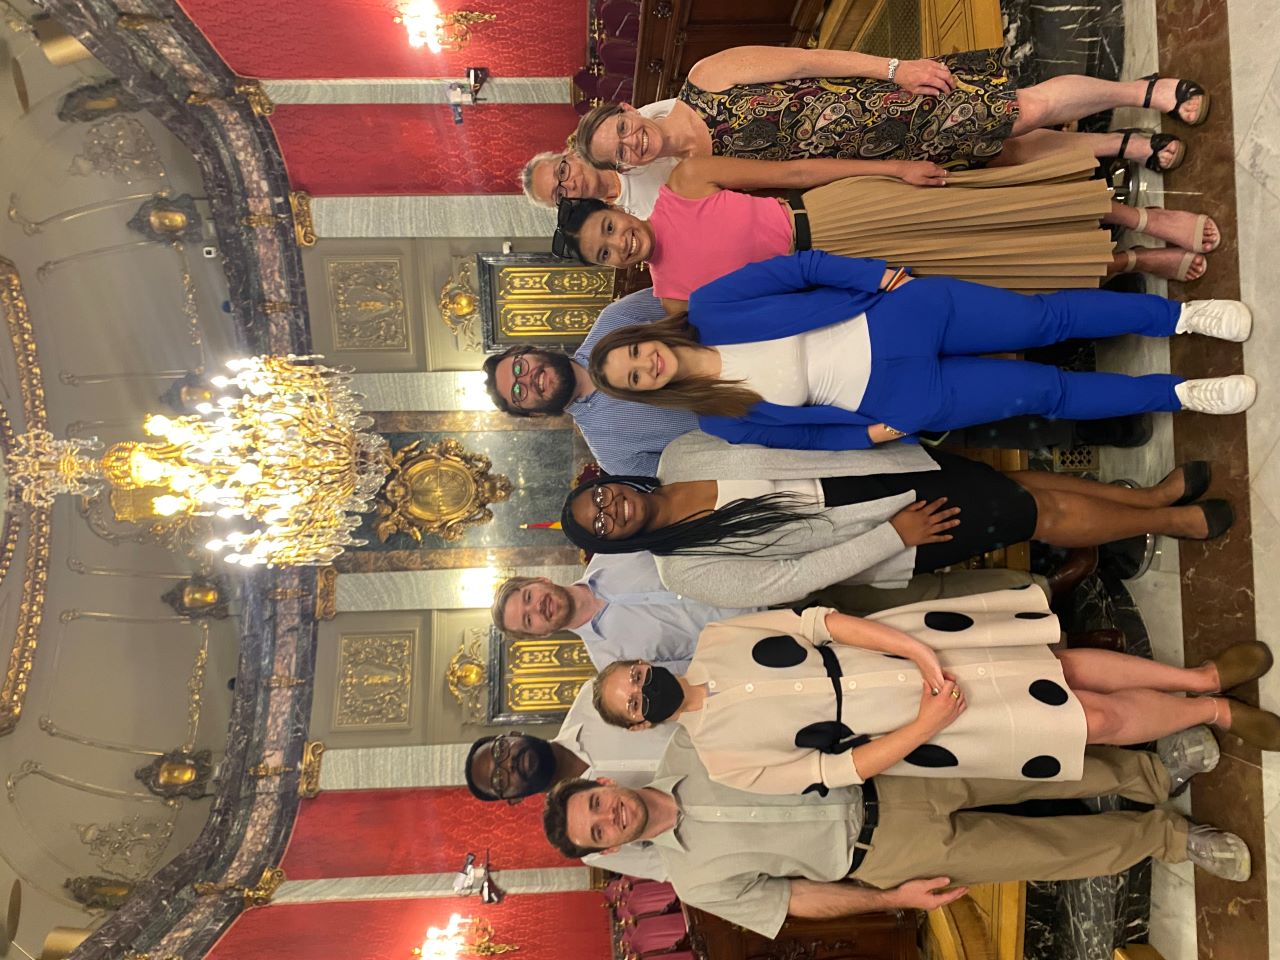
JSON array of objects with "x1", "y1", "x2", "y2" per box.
[
  {"x1": 337, "y1": 568, "x2": 583, "y2": 612},
  {"x1": 319, "y1": 743, "x2": 471, "y2": 791},
  {"x1": 273, "y1": 867, "x2": 592, "y2": 904},
  {"x1": 262, "y1": 77, "x2": 571, "y2": 105},
  {"x1": 351, "y1": 372, "x2": 495, "y2": 411},
  {"x1": 313, "y1": 195, "x2": 555, "y2": 239}
]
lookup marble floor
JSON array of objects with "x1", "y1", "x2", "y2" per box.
[{"x1": 1089, "y1": 1, "x2": 1279, "y2": 958}]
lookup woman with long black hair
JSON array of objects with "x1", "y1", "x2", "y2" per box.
[{"x1": 557, "y1": 433, "x2": 1229, "y2": 610}]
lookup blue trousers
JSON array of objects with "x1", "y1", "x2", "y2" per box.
[{"x1": 859, "y1": 277, "x2": 1184, "y2": 433}]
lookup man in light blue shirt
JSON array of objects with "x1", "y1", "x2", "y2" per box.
[
  {"x1": 492, "y1": 552, "x2": 755, "y2": 672},
  {"x1": 481, "y1": 288, "x2": 698, "y2": 476}
]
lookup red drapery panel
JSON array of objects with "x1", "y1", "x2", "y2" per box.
[
  {"x1": 176, "y1": 0, "x2": 586, "y2": 79},
  {"x1": 207, "y1": 894, "x2": 612, "y2": 960},
  {"x1": 268, "y1": 102, "x2": 578, "y2": 195},
  {"x1": 280, "y1": 788, "x2": 566, "y2": 879}
]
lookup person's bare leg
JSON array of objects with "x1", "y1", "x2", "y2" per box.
[
  {"x1": 1058, "y1": 648, "x2": 1217, "y2": 693},
  {"x1": 1014, "y1": 75, "x2": 1206, "y2": 132},
  {"x1": 1078, "y1": 688, "x2": 1222, "y2": 745},
  {"x1": 1010, "y1": 467, "x2": 1191, "y2": 508},
  {"x1": 1019, "y1": 485, "x2": 1210, "y2": 544},
  {"x1": 993, "y1": 129, "x2": 1179, "y2": 167}
]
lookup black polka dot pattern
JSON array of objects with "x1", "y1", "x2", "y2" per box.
[
  {"x1": 1015, "y1": 611, "x2": 1052, "y2": 620},
  {"x1": 1029, "y1": 679, "x2": 1070, "y2": 706},
  {"x1": 752, "y1": 634, "x2": 807, "y2": 668},
  {"x1": 1022, "y1": 755, "x2": 1062, "y2": 779},
  {"x1": 923, "y1": 611, "x2": 975, "y2": 632},
  {"x1": 795, "y1": 721, "x2": 869, "y2": 754},
  {"x1": 903, "y1": 744, "x2": 960, "y2": 768}
]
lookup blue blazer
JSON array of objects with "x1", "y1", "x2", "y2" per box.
[{"x1": 686, "y1": 250, "x2": 905, "y2": 451}]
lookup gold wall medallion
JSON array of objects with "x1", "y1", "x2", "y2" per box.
[
  {"x1": 373, "y1": 438, "x2": 511, "y2": 544},
  {"x1": 335, "y1": 632, "x2": 414, "y2": 729},
  {"x1": 326, "y1": 257, "x2": 410, "y2": 352},
  {"x1": 446, "y1": 629, "x2": 489, "y2": 721}
]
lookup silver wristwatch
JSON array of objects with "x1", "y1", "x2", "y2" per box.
[{"x1": 887, "y1": 57, "x2": 900, "y2": 82}]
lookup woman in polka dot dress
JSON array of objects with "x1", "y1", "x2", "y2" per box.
[{"x1": 592, "y1": 588, "x2": 1278, "y2": 790}]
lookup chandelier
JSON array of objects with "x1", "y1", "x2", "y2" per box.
[
  {"x1": 3, "y1": 356, "x2": 390, "y2": 567},
  {"x1": 395, "y1": 1, "x2": 496, "y2": 52}
]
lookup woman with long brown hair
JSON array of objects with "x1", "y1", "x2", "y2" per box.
[{"x1": 586, "y1": 251, "x2": 1255, "y2": 450}]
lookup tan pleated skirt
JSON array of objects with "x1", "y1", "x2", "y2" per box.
[{"x1": 803, "y1": 148, "x2": 1117, "y2": 290}]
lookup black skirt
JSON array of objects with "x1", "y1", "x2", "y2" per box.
[{"x1": 819, "y1": 449, "x2": 1038, "y2": 573}]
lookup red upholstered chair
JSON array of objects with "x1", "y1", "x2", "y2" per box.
[
  {"x1": 597, "y1": 74, "x2": 634, "y2": 102},
  {"x1": 616, "y1": 881, "x2": 679, "y2": 919},
  {"x1": 598, "y1": 0, "x2": 640, "y2": 41},
  {"x1": 597, "y1": 38, "x2": 637, "y2": 78},
  {"x1": 620, "y1": 913, "x2": 688, "y2": 955}
]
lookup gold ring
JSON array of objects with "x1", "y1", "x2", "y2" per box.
[{"x1": 951, "y1": 689, "x2": 961, "y2": 700}]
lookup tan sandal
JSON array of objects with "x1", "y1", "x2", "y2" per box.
[
  {"x1": 1133, "y1": 208, "x2": 1221, "y2": 253},
  {"x1": 1120, "y1": 246, "x2": 1206, "y2": 282}
]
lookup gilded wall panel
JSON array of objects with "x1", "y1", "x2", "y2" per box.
[
  {"x1": 487, "y1": 629, "x2": 594, "y2": 724},
  {"x1": 325, "y1": 257, "x2": 410, "y2": 352},
  {"x1": 334, "y1": 631, "x2": 415, "y2": 729},
  {"x1": 476, "y1": 253, "x2": 615, "y2": 351}
]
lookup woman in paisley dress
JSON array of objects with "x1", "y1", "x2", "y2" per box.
[{"x1": 575, "y1": 46, "x2": 1210, "y2": 179}]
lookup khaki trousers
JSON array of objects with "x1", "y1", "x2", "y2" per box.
[{"x1": 850, "y1": 746, "x2": 1188, "y2": 889}]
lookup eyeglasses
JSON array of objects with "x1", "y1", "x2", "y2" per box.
[
  {"x1": 624, "y1": 663, "x2": 649, "y2": 719},
  {"x1": 551, "y1": 156, "x2": 573, "y2": 205},
  {"x1": 509, "y1": 355, "x2": 530, "y2": 407},
  {"x1": 488, "y1": 733, "x2": 518, "y2": 798},
  {"x1": 591, "y1": 484, "x2": 617, "y2": 538}
]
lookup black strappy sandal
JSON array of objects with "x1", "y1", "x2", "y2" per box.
[
  {"x1": 1114, "y1": 127, "x2": 1185, "y2": 173},
  {"x1": 1140, "y1": 72, "x2": 1212, "y2": 126}
]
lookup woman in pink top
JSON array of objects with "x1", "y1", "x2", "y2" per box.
[{"x1": 551, "y1": 150, "x2": 1222, "y2": 311}]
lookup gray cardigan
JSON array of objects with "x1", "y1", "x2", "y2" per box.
[{"x1": 653, "y1": 432, "x2": 938, "y2": 607}]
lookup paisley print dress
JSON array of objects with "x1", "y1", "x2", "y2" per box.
[{"x1": 678, "y1": 48, "x2": 1019, "y2": 169}]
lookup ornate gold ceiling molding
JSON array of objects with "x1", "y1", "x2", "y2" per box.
[{"x1": 0, "y1": 258, "x2": 50, "y2": 737}]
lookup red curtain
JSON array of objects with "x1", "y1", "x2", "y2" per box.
[
  {"x1": 206, "y1": 894, "x2": 611, "y2": 960},
  {"x1": 176, "y1": 0, "x2": 586, "y2": 79},
  {"x1": 280, "y1": 788, "x2": 567, "y2": 879},
  {"x1": 269, "y1": 102, "x2": 578, "y2": 195}
]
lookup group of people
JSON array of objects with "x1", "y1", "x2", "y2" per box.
[{"x1": 464, "y1": 45, "x2": 1275, "y2": 939}]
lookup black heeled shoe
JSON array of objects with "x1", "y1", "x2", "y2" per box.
[
  {"x1": 1165, "y1": 460, "x2": 1212, "y2": 506},
  {"x1": 1175, "y1": 498, "x2": 1234, "y2": 541},
  {"x1": 1114, "y1": 127, "x2": 1185, "y2": 173},
  {"x1": 1140, "y1": 72, "x2": 1212, "y2": 127}
]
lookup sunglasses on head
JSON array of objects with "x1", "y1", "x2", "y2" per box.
[{"x1": 551, "y1": 197, "x2": 592, "y2": 262}]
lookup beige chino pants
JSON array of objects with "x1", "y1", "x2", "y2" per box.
[{"x1": 850, "y1": 745, "x2": 1188, "y2": 888}]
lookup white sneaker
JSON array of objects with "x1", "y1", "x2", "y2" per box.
[
  {"x1": 1185, "y1": 824, "x2": 1251, "y2": 882},
  {"x1": 1175, "y1": 375, "x2": 1257, "y2": 414},
  {"x1": 1176, "y1": 300, "x2": 1253, "y2": 342}
]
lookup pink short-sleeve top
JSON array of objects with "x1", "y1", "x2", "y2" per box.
[{"x1": 646, "y1": 186, "x2": 795, "y2": 301}]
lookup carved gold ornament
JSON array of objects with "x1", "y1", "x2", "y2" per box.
[
  {"x1": 446, "y1": 629, "x2": 489, "y2": 721},
  {"x1": 326, "y1": 258, "x2": 410, "y2": 352},
  {"x1": 373, "y1": 438, "x2": 511, "y2": 543},
  {"x1": 194, "y1": 867, "x2": 286, "y2": 908},
  {"x1": 289, "y1": 191, "x2": 317, "y2": 247},
  {"x1": 439, "y1": 260, "x2": 481, "y2": 350},
  {"x1": 298, "y1": 741, "x2": 325, "y2": 797},
  {"x1": 234, "y1": 81, "x2": 275, "y2": 117}
]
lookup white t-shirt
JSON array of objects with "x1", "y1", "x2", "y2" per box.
[{"x1": 615, "y1": 99, "x2": 680, "y2": 218}]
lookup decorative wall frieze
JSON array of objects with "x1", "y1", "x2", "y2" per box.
[{"x1": 335, "y1": 632, "x2": 415, "y2": 728}]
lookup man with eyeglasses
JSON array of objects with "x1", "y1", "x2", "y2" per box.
[
  {"x1": 482, "y1": 295, "x2": 698, "y2": 476},
  {"x1": 464, "y1": 682, "x2": 677, "y2": 879},
  {"x1": 520, "y1": 100, "x2": 679, "y2": 218}
]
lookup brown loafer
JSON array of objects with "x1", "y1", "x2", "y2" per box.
[
  {"x1": 1222, "y1": 699, "x2": 1280, "y2": 751},
  {"x1": 1205, "y1": 641, "x2": 1274, "y2": 692}
]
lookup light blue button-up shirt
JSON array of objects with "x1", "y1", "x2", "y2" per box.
[
  {"x1": 571, "y1": 289, "x2": 699, "y2": 477},
  {"x1": 569, "y1": 552, "x2": 760, "y2": 672}
]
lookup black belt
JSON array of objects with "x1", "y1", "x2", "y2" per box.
[
  {"x1": 788, "y1": 190, "x2": 811, "y2": 251},
  {"x1": 850, "y1": 778, "x2": 879, "y2": 873}
]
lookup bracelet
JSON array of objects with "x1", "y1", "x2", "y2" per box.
[
  {"x1": 882, "y1": 425, "x2": 906, "y2": 438},
  {"x1": 887, "y1": 58, "x2": 900, "y2": 82}
]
